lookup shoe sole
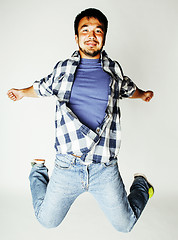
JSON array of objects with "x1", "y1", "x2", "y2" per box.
[{"x1": 31, "y1": 159, "x2": 45, "y2": 166}]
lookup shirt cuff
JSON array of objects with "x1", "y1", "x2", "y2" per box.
[{"x1": 33, "y1": 81, "x2": 43, "y2": 97}]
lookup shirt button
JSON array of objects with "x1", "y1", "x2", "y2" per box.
[{"x1": 96, "y1": 128, "x2": 100, "y2": 133}]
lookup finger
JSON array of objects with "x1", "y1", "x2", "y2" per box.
[
  {"x1": 8, "y1": 92, "x2": 14, "y2": 97},
  {"x1": 149, "y1": 91, "x2": 154, "y2": 98},
  {"x1": 8, "y1": 93, "x2": 17, "y2": 101},
  {"x1": 145, "y1": 97, "x2": 150, "y2": 102},
  {"x1": 8, "y1": 93, "x2": 14, "y2": 98},
  {"x1": 7, "y1": 89, "x2": 14, "y2": 95}
]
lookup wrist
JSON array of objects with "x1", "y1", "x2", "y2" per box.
[
  {"x1": 21, "y1": 88, "x2": 27, "y2": 97},
  {"x1": 131, "y1": 87, "x2": 145, "y2": 99},
  {"x1": 139, "y1": 89, "x2": 146, "y2": 99},
  {"x1": 21, "y1": 86, "x2": 36, "y2": 98}
]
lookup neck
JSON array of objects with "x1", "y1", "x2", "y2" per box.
[{"x1": 79, "y1": 49, "x2": 101, "y2": 59}]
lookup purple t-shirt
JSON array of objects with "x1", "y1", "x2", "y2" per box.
[{"x1": 68, "y1": 58, "x2": 110, "y2": 131}]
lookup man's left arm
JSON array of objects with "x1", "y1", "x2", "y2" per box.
[{"x1": 130, "y1": 87, "x2": 154, "y2": 102}]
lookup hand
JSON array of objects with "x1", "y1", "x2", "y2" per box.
[
  {"x1": 141, "y1": 90, "x2": 154, "y2": 102},
  {"x1": 7, "y1": 88, "x2": 24, "y2": 101}
]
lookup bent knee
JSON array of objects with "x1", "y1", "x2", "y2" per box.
[
  {"x1": 39, "y1": 221, "x2": 60, "y2": 228},
  {"x1": 38, "y1": 219, "x2": 61, "y2": 229},
  {"x1": 113, "y1": 223, "x2": 134, "y2": 233},
  {"x1": 112, "y1": 217, "x2": 136, "y2": 233}
]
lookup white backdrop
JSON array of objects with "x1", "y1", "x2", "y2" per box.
[{"x1": 1, "y1": 0, "x2": 178, "y2": 239}]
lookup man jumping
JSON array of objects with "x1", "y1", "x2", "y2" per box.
[{"x1": 7, "y1": 8, "x2": 154, "y2": 232}]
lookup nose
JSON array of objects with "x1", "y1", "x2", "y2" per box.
[{"x1": 88, "y1": 30, "x2": 96, "y2": 39}]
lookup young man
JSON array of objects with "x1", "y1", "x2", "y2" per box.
[{"x1": 7, "y1": 8, "x2": 154, "y2": 232}]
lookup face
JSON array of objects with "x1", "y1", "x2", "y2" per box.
[{"x1": 75, "y1": 17, "x2": 105, "y2": 59}]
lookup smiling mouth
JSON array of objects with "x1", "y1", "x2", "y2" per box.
[{"x1": 85, "y1": 41, "x2": 98, "y2": 46}]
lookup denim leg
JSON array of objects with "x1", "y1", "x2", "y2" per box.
[
  {"x1": 29, "y1": 156, "x2": 84, "y2": 228},
  {"x1": 88, "y1": 163, "x2": 150, "y2": 232},
  {"x1": 88, "y1": 162, "x2": 137, "y2": 233},
  {"x1": 128, "y1": 176, "x2": 149, "y2": 219},
  {"x1": 29, "y1": 165, "x2": 49, "y2": 216}
]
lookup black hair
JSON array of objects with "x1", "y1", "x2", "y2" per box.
[{"x1": 74, "y1": 8, "x2": 108, "y2": 37}]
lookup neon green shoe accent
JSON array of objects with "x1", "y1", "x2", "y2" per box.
[{"x1": 148, "y1": 187, "x2": 154, "y2": 198}]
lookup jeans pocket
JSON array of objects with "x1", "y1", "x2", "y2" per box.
[
  {"x1": 103, "y1": 160, "x2": 118, "y2": 168},
  {"x1": 55, "y1": 154, "x2": 72, "y2": 169}
]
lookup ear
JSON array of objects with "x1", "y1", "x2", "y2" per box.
[{"x1": 75, "y1": 35, "x2": 79, "y2": 44}]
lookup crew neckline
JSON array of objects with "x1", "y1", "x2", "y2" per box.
[{"x1": 80, "y1": 58, "x2": 101, "y2": 65}]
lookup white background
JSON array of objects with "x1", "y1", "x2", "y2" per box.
[{"x1": 1, "y1": 0, "x2": 178, "y2": 239}]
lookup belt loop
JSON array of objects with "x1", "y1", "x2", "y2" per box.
[
  {"x1": 71, "y1": 154, "x2": 92, "y2": 166},
  {"x1": 71, "y1": 154, "x2": 77, "y2": 165}
]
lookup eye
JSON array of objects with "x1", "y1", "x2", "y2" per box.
[
  {"x1": 82, "y1": 28, "x2": 88, "y2": 32},
  {"x1": 96, "y1": 29, "x2": 103, "y2": 34}
]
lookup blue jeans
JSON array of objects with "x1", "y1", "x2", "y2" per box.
[{"x1": 29, "y1": 154, "x2": 149, "y2": 232}]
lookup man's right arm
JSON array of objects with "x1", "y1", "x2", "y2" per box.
[
  {"x1": 8, "y1": 60, "x2": 63, "y2": 101},
  {"x1": 7, "y1": 86, "x2": 38, "y2": 101}
]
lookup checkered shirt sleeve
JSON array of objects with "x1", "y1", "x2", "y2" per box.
[
  {"x1": 119, "y1": 76, "x2": 137, "y2": 98},
  {"x1": 33, "y1": 61, "x2": 63, "y2": 97}
]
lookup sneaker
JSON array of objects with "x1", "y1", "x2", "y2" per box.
[
  {"x1": 134, "y1": 173, "x2": 154, "y2": 199},
  {"x1": 31, "y1": 159, "x2": 45, "y2": 167}
]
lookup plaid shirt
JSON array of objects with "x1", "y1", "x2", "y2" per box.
[{"x1": 33, "y1": 51, "x2": 136, "y2": 163}]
